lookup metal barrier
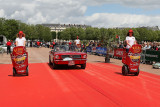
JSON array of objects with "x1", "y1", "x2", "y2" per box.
[
  {"x1": 96, "y1": 47, "x2": 107, "y2": 55},
  {"x1": 113, "y1": 48, "x2": 123, "y2": 59},
  {"x1": 86, "y1": 46, "x2": 160, "y2": 63},
  {"x1": 145, "y1": 50, "x2": 160, "y2": 63}
]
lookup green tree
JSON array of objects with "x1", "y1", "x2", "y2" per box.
[
  {"x1": 0, "y1": 18, "x2": 5, "y2": 35},
  {"x1": 60, "y1": 28, "x2": 71, "y2": 40},
  {"x1": 51, "y1": 31, "x2": 56, "y2": 40},
  {"x1": 3, "y1": 19, "x2": 19, "y2": 40},
  {"x1": 70, "y1": 27, "x2": 78, "y2": 40},
  {"x1": 78, "y1": 28, "x2": 85, "y2": 40},
  {"x1": 85, "y1": 27, "x2": 95, "y2": 40},
  {"x1": 93, "y1": 28, "x2": 101, "y2": 40}
]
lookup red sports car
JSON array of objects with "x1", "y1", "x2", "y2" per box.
[{"x1": 49, "y1": 45, "x2": 87, "y2": 69}]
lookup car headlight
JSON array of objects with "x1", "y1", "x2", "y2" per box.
[
  {"x1": 82, "y1": 55, "x2": 87, "y2": 59},
  {"x1": 55, "y1": 55, "x2": 59, "y2": 59}
]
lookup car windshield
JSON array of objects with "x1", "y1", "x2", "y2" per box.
[{"x1": 54, "y1": 45, "x2": 78, "y2": 52}]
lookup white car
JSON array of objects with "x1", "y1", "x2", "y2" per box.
[
  {"x1": 0, "y1": 44, "x2": 14, "y2": 53},
  {"x1": 152, "y1": 63, "x2": 160, "y2": 69}
]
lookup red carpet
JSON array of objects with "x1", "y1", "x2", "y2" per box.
[{"x1": 0, "y1": 63, "x2": 160, "y2": 107}]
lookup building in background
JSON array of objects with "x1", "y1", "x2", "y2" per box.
[
  {"x1": 41, "y1": 24, "x2": 91, "y2": 42},
  {"x1": 115, "y1": 26, "x2": 159, "y2": 31},
  {"x1": 41, "y1": 24, "x2": 91, "y2": 32}
]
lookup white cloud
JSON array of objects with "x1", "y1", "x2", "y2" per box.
[
  {"x1": 0, "y1": 9, "x2": 5, "y2": 17},
  {"x1": 84, "y1": 0, "x2": 160, "y2": 9},
  {"x1": 27, "y1": 12, "x2": 47, "y2": 24},
  {"x1": 0, "y1": 0, "x2": 160, "y2": 28},
  {"x1": 62, "y1": 13, "x2": 160, "y2": 28}
]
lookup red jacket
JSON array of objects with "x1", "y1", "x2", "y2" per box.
[
  {"x1": 37, "y1": 41, "x2": 41, "y2": 46},
  {"x1": 52, "y1": 42, "x2": 55, "y2": 45},
  {"x1": 6, "y1": 41, "x2": 11, "y2": 46}
]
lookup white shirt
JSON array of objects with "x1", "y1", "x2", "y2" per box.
[
  {"x1": 15, "y1": 37, "x2": 26, "y2": 46},
  {"x1": 126, "y1": 36, "x2": 136, "y2": 49},
  {"x1": 75, "y1": 39, "x2": 80, "y2": 45}
]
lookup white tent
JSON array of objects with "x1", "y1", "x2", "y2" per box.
[{"x1": 0, "y1": 35, "x2": 7, "y2": 45}]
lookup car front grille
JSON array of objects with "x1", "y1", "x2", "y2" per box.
[{"x1": 61, "y1": 55, "x2": 81, "y2": 59}]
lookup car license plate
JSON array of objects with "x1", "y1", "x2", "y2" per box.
[
  {"x1": 68, "y1": 61, "x2": 75, "y2": 66},
  {"x1": 63, "y1": 57, "x2": 73, "y2": 61}
]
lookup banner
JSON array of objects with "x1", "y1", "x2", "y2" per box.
[
  {"x1": 96, "y1": 47, "x2": 107, "y2": 55},
  {"x1": 92, "y1": 47, "x2": 96, "y2": 53},
  {"x1": 114, "y1": 48, "x2": 124, "y2": 58},
  {"x1": 145, "y1": 50, "x2": 160, "y2": 62},
  {"x1": 86, "y1": 46, "x2": 92, "y2": 53}
]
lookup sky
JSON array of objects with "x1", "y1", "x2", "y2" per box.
[{"x1": 1, "y1": 0, "x2": 160, "y2": 28}]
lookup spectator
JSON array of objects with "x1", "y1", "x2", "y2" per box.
[
  {"x1": 30, "y1": 41, "x2": 32, "y2": 47},
  {"x1": 6, "y1": 40, "x2": 11, "y2": 54},
  {"x1": 151, "y1": 43, "x2": 157, "y2": 50},
  {"x1": 145, "y1": 43, "x2": 151, "y2": 50},
  {"x1": 118, "y1": 42, "x2": 123, "y2": 48}
]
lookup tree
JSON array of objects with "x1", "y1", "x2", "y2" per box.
[
  {"x1": 93, "y1": 28, "x2": 101, "y2": 40},
  {"x1": 0, "y1": 18, "x2": 5, "y2": 35},
  {"x1": 78, "y1": 28, "x2": 85, "y2": 40},
  {"x1": 60, "y1": 28, "x2": 71, "y2": 40},
  {"x1": 70, "y1": 27, "x2": 78, "y2": 40},
  {"x1": 51, "y1": 31, "x2": 56, "y2": 40},
  {"x1": 3, "y1": 19, "x2": 19, "y2": 40},
  {"x1": 85, "y1": 27, "x2": 95, "y2": 40}
]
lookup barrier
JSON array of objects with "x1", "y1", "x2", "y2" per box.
[
  {"x1": 86, "y1": 46, "x2": 92, "y2": 53},
  {"x1": 140, "y1": 50, "x2": 146, "y2": 63},
  {"x1": 96, "y1": 47, "x2": 107, "y2": 55},
  {"x1": 114, "y1": 48, "x2": 123, "y2": 58},
  {"x1": 87, "y1": 46, "x2": 160, "y2": 63},
  {"x1": 145, "y1": 50, "x2": 160, "y2": 62},
  {"x1": 92, "y1": 47, "x2": 96, "y2": 53}
]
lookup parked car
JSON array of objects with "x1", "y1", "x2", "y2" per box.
[
  {"x1": 152, "y1": 63, "x2": 160, "y2": 69},
  {"x1": 49, "y1": 45, "x2": 87, "y2": 69},
  {"x1": 0, "y1": 44, "x2": 14, "y2": 53}
]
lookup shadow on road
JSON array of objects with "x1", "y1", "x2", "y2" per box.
[
  {"x1": 8, "y1": 74, "x2": 28, "y2": 77},
  {"x1": 114, "y1": 72, "x2": 123, "y2": 76},
  {"x1": 114, "y1": 72, "x2": 138, "y2": 76},
  {"x1": 47, "y1": 63, "x2": 82, "y2": 70}
]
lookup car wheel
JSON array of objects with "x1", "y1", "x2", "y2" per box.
[
  {"x1": 13, "y1": 67, "x2": 16, "y2": 76},
  {"x1": 53, "y1": 62, "x2": 57, "y2": 69},
  {"x1": 26, "y1": 66, "x2": 29, "y2": 76},
  {"x1": 49, "y1": 56, "x2": 52, "y2": 65},
  {"x1": 122, "y1": 65, "x2": 128, "y2": 76},
  {"x1": 134, "y1": 68, "x2": 139, "y2": 76},
  {"x1": 81, "y1": 63, "x2": 86, "y2": 69}
]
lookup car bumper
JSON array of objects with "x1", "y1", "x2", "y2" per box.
[
  {"x1": 54, "y1": 59, "x2": 86, "y2": 65},
  {"x1": 153, "y1": 66, "x2": 160, "y2": 69}
]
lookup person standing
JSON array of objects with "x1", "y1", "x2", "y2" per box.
[
  {"x1": 6, "y1": 40, "x2": 11, "y2": 54},
  {"x1": 125, "y1": 29, "x2": 137, "y2": 52},
  {"x1": 74, "y1": 36, "x2": 81, "y2": 51},
  {"x1": 15, "y1": 31, "x2": 26, "y2": 47},
  {"x1": 30, "y1": 41, "x2": 32, "y2": 47}
]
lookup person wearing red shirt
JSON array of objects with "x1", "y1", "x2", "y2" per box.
[
  {"x1": 6, "y1": 40, "x2": 12, "y2": 54},
  {"x1": 37, "y1": 41, "x2": 41, "y2": 48},
  {"x1": 52, "y1": 41, "x2": 55, "y2": 49}
]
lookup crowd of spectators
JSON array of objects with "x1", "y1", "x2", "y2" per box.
[
  {"x1": 117, "y1": 41, "x2": 160, "y2": 51},
  {"x1": 84, "y1": 40, "x2": 160, "y2": 51},
  {"x1": 18, "y1": 40, "x2": 160, "y2": 52},
  {"x1": 141, "y1": 42, "x2": 160, "y2": 51}
]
